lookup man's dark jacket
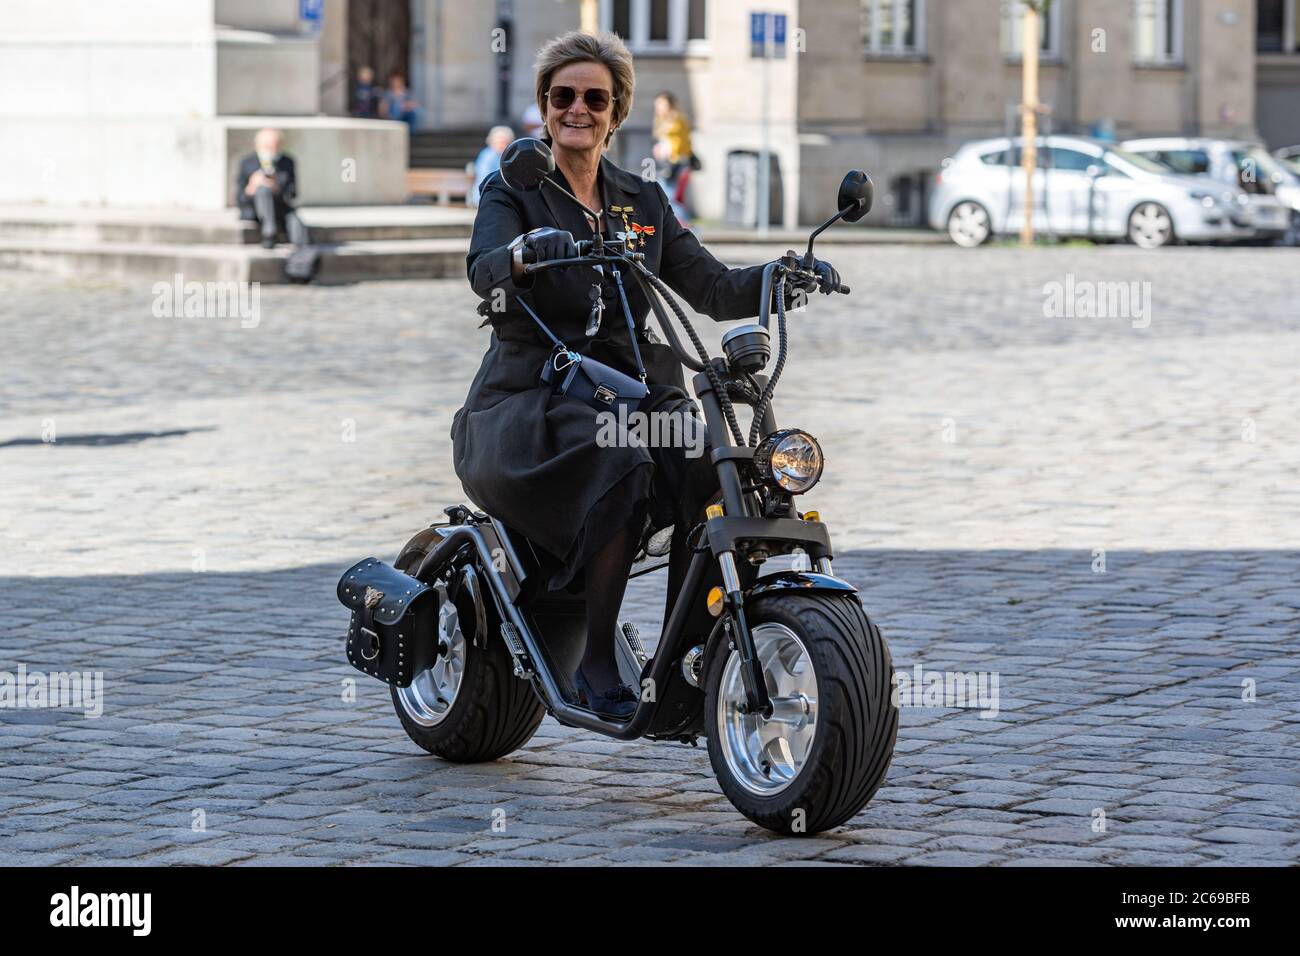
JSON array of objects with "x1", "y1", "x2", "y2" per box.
[{"x1": 234, "y1": 154, "x2": 298, "y2": 218}]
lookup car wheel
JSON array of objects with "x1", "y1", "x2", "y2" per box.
[
  {"x1": 1127, "y1": 202, "x2": 1174, "y2": 248},
  {"x1": 947, "y1": 201, "x2": 992, "y2": 247}
]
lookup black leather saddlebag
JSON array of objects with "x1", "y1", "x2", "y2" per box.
[{"x1": 337, "y1": 558, "x2": 438, "y2": 687}]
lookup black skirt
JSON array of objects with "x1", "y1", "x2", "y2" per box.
[{"x1": 451, "y1": 333, "x2": 717, "y2": 592}]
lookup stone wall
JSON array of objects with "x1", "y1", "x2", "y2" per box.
[{"x1": 0, "y1": 0, "x2": 405, "y2": 208}]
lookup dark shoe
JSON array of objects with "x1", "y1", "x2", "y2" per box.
[
  {"x1": 261, "y1": 236, "x2": 277, "y2": 249},
  {"x1": 572, "y1": 668, "x2": 637, "y2": 719}
]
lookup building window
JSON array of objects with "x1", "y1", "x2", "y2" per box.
[
  {"x1": 1001, "y1": 1, "x2": 1062, "y2": 59},
  {"x1": 603, "y1": 0, "x2": 709, "y2": 53},
  {"x1": 1257, "y1": 0, "x2": 1298, "y2": 53},
  {"x1": 862, "y1": 0, "x2": 926, "y2": 56},
  {"x1": 1132, "y1": 0, "x2": 1183, "y2": 64}
]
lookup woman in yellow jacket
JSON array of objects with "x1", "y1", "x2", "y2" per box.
[{"x1": 652, "y1": 91, "x2": 693, "y2": 221}]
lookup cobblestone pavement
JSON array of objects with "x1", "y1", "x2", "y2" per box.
[{"x1": 2, "y1": 245, "x2": 1298, "y2": 866}]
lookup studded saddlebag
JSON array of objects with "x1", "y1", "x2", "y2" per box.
[{"x1": 337, "y1": 558, "x2": 438, "y2": 687}]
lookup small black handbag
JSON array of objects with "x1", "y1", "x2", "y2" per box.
[
  {"x1": 337, "y1": 557, "x2": 438, "y2": 687},
  {"x1": 539, "y1": 347, "x2": 647, "y2": 413},
  {"x1": 516, "y1": 267, "x2": 648, "y2": 414}
]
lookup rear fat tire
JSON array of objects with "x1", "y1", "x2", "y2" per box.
[
  {"x1": 391, "y1": 542, "x2": 545, "y2": 763},
  {"x1": 704, "y1": 593, "x2": 897, "y2": 835}
]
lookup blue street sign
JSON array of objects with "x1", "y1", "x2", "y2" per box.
[
  {"x1": 750, "y1": 11, "x2": 787, "y2": 58},
  {"x1": 300, "y1": 0, "x2": 323, "y2": 30}
]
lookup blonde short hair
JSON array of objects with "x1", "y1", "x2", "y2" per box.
[{"x1": 534, "y1": 31, "x2": 634, "y2": 147}]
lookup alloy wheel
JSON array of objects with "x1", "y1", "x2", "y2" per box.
[
  {"x1": 1129, "y1": 202, "x2": 1173, "y2": 248},
  {"x1": 394, "y1": 586, "x2": 466, "y2": 727},
  {"x1": 717, "y1": 622, "x2": 819, "y2": 795},
  {"x1": 948, "y1": 201, "x2": 991, "y2": 247}
]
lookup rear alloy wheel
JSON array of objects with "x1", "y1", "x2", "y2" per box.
[
  {"x1": 947, "y1": 200, "x2": 992, "y2": 247},
  {"x1": 393, "y1": 585, "x2": 465, "y2": 728},
  {"x1": 1128, "y1": 202, "x2": 1174, "y2": 248},
  {"x1": 389, "y1": 539, "x2": 544, "y2": 763}
]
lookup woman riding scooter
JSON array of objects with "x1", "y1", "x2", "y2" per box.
[{"x1": 453, "y1": 31, "x2": 841, "y2": 718}]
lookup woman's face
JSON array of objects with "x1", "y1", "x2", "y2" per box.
[{"x1": 544, "y1": 61, "x2": 615, "y2": 158}]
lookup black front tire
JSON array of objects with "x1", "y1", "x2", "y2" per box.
[{"x1": 704, "y1": 593, "x2": 897, "y2": 835}]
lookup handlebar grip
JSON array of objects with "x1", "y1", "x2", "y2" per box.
[
  {"x1": 520, "y1": 238, "x2": 593, "y2": 274},
  {"x1": 836, "y1": 284, "x2": 850, "y2": 294}
]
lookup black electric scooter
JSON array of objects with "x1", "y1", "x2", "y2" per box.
[{"x1": 337, "y1": 139, "x2": 897, "y2": 835}]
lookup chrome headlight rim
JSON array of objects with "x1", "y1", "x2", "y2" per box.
[{"x1": 753, "y1": 428, "x2": 825, "y2": 495}]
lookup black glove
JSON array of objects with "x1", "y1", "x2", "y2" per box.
[
  {"x1": 522, "y1": 227, "x2": 578, "y2": 263},
  {"x1": 810, "y1": 258, "x2": 841, "y2": 295}
]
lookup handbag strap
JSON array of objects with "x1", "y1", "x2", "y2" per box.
[
  {"x1": 516, "y1": 277, "x2": 648, "y2": 384},
  {"x1": 610, "y1": 265, "x2": 647, "y2": 383},
  {"x1": 514, "y1": 295, "x2": 569, "y2": 353}
]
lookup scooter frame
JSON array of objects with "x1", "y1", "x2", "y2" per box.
[{"x1": 410, "y1": 256, "x2": 858, "y2": 740}]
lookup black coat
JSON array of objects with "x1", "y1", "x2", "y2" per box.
[
  {"x1": 452, "y1": 156, "x2": 768, "y2": 590},
  {"x1": 234, "y1": 153, "x2": 297, "y2": 217}
]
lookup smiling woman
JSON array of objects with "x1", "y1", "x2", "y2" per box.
[{"x1": 451, "y1": 30, "x2": 839, "y2": 723}]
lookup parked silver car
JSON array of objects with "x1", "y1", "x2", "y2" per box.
[
  {"x1": 929, "y1": 135, "x2": 1249, "y2": 248},
  {"x1": 1122, "y1": 137, "x2": 1296, "y2": 243},
  {"x1": 1277, "y1": 146, "x2": 1300, "y2": 177}
]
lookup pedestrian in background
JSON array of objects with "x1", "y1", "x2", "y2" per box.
[
  {"x1": 353, "y1": 65, "x2": 381, "y2": 118},
  {"x1": 382, "y1": 73, "x2": 422, "y2": 130},
  {"x1": 521, "y1": 102, "x2": 544, "y2": 139},
  {"x1": 469, "y1": 125, "x2": 514, "y2": 208},
  {"x1": 234, "y1": 128, "x2": 306, "y2": 249},
  {"x1": 652, "y1": 91, "x2": 694, "y2": 223}
]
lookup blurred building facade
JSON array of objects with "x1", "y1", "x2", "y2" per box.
[
  {"x1": 377, "y1": 0, "x2": 1283, "y2": 226},
  {"x1": 5, "y1": 0, "x2": 1296, "y2": 221},
  {"x1": 1255, "y1": 0, "x2": 1300, "y2": 147}
]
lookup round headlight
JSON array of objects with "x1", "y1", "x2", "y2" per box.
[{"x1": 754, "y1": 428, "x2": 824, "y2": 495}]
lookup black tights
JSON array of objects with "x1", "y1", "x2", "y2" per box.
[
  {"x1": 580, "y1": 422, "x2": 721, "y2": 691},
  {"x1": 579, "y1": 520, "x2": 641, "y2": 688}
]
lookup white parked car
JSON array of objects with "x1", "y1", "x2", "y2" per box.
[
  {"x1": 1276, "y1": 145, "x2": 1300, "y2": 177},
  {"x1": 929, "y1": 135, "x2": 1251, "y2": 248},
  {"x1": 1122, "y1": 137, "x2": 1297, "y2": 243}
]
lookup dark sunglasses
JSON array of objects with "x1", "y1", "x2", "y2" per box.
[{"x1": 545, "y1": 85, "x2": 614, "y2": 113}]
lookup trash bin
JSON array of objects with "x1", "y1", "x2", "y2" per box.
[{"x1": 725, "y1": 150, "x2": 783, "y2": 227}]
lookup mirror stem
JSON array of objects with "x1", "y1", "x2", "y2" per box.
[
  {"x1": 541, "y1": 177, "x2": 604, "y2": 251},
  {"x1": 802, "y1": 205, "x2": 855, "y2": 268}
]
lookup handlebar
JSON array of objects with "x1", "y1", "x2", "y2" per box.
[
  {"x1": 521, "y1": 240, "x2": 640, "y2": 275},
  {"x1": 790, "y1": 271, "x2": 851, "y2": 296},
  {"x1": 525, "y1": 246, "x2": 847, "y2": 293},
  {"x1": 516, "y1": 243, "x2": 848, "y2": 371}
]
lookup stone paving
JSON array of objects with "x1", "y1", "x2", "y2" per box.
[{"x1": 1, "y1": 245, "x2": 1298, "y2": 866}]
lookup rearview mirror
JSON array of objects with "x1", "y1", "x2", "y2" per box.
[
  {"x1": 499, "y1": 137, "x2": 554, "y2": 191},
  {"x1": 837, "y1": 170, "x2": 873, "y2": 222}
]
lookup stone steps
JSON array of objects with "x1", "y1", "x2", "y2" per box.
[
  {"x1": 0, "y1": 205, "x2": 475, "y2": 283},
  {"x1": 0, "y1": 237, "x2": 469, "y2": 285},
  {"x1": 0, "y1": 205, "x2": 473, "y2": 245},
  {"x1": 410, "y1": 129, "x2": 491, "y2": 169}
]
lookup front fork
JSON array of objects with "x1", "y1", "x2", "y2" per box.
[
  {"x1": 710, "y1": 507, "x2": 836, "y2": 718},
  {"x1": 710, "y1": 505, "x2": 774, "y2": 719}
]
